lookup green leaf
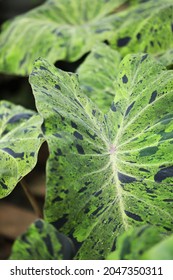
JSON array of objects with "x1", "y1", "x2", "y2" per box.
[
  {"x1": 141, "y1": 234, "x2": 173, "y2": 260},
  {"x1": 30, "y1": 54, "x2": 173, "y2": 259},
  {"x1": 0, "y1": 101, "x2": 44, "y2": 198},
  {"x1": 77, "y1": 43, "x2": 121, "y2": 112},
  {"x1": 9, "y1": 219, "x2": 74, "y2": 260},
  {"x1": 107, "y1": 225, "x2": 164, "y2": 260},
  {"x1": 110, "y1": 0, "x2": 173, "y2": 67},
  {"x1": 0, "y1": 0, "x2": 126, "y2": 75}
]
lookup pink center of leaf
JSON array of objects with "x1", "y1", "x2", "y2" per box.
[{"x1": 109, "y1": 144, "x2": 116, "y2": 154}]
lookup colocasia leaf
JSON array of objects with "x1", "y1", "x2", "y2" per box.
[
  {"x1": 110, "y1": 0, "x2": 173, "y2": 67},
  {"x1": 107, "y1": 225, "x2": 164, "y2": 260},
  {"x1": 30, "y1": 54, "x2": 173, "y2": 259},
  {"x1": 141, "y1": 234, "x2": 173, "y2": 260},
  {"x1": 0, "y1": 101, "x2": 44, "y2": 198},
  {"x1": 9, "y1": 219, "x2": 74, "y2": 260},
  {"x1": 77, "y1": 43, "x2": 121, "y2": 112},
  {"x1": 0, "y1": 0, "x2": 126, "y2": 75}
]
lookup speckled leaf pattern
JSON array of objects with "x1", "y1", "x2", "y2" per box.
[
  {"x1": 0, "y1": 101, "x2": 43, "y2": 198},
  {"x1": 107, "y1": 225, "x2": 164, "y2": 260},
  {"x1": 110, "y1": 0, "x2": 173, "y2": 67},
  {"x1": 77, "y1": 43, "x2": 121, "y2": 112},
  {"x1": 0, "y1": 0, "x2": 126, "y2": 75},
  {"x1": 30, "y1": 54, "x2": 173, "y2": 259},
  {"x1": 9, "y1": 219, "x2": 74, "y2": 260}
]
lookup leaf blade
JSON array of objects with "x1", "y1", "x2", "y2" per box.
[
  {"x1": 0, "y1": 101, "x2": 44, "y2": 198},
  {"x1": 30, "y1": 54, "x2": 173, "y2": 259}
]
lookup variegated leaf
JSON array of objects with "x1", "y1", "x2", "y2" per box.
[
  {"x1": 107, "y1": 225, "x2": 164, "y2": 260},
  {"x1": 0, "y1": 0, "x2": 126, "y2": 75},
  {"x1": 9, "y1": 219, "x2": 74, "y2": 260},
  {"x1": 77, "y1": 43, "x2": 121, "y2": 111},
  {"x1": 30, "y1": 54, "x2": 173, "y2": 259},
  {"x1": 0, "y1": 101, "x2": 44, "y2": 198},
  {"x1": 110, "y1": 0, "x2": 173, "y2": 67}
]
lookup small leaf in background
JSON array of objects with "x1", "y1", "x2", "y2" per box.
[
  {"x1": 77, "y1": 43, "x2": 121, "y2": 112},
  {"x1": 110, "y1": 0, "x2": 173, "y2": 67},
  {"x1": 107, "y1": 225, "x2": 164, "y2": 260},
  {"x1": 141, "y1": 234, "x2": 173, "y2": 260},
  {"x1": 0, "y1": 101, "x2": 44, "y2": 198},
  {"x1": 9, "y1": 219, "x2": 75, "y2": 260},
  {"x1": 0, "y1": 0, "x2": 127, "y2": 75},
  {"x1": 30, "y1": 53, "x2": 173, "y2": 259}
]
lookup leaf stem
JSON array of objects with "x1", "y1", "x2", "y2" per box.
[{"x1": 20, "y1": 179, "x2": 43, "y2": 219}]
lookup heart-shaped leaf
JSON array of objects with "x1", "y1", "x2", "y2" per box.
[
  {"x1": 9, "y1": 219, "x2": 74, "y2": 260},
  {"x1": 110, "y1": 0, "x2": 173, "y2": 67},
  {"x1": 0, "y1": 101, "x2": 44, "y2": 198},
  {"x1": 0, "y1": 0, "x2": 126, "y2": 75},
  {"x1": 77, "y1": 43, "x2": 121, "y2": 111},
  {"x1": 30, "y1": 54, "x2": 173, "y2": 259}
]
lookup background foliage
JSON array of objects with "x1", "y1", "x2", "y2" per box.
[{"x1": 0, "y1": 0, "x2": 173, "y2": 260}]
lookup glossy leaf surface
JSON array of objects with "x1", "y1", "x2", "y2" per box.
[
  {"x1": 30, "y1": 54, "x2": 173, "y2": 259},
  {"x1": 0, "y1": 0, "x2": 126, "y2": 75},
  {"x1": 0, "y1": 101, "x2": 43, "y2": 198},
  {"x1": 9, "y1": 219, "x2": 74, "y2": 260}
]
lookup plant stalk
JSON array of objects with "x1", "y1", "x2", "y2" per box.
[{"x1": 20, "y1": 179, "x2": 43, "y2": 219}]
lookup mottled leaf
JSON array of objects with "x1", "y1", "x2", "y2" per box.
[
  {"x1": 110, "y1": 0, "x2": 173, "y2": 67},
  {"x1": 77, "y1": 43, "x2": 121, "y2": 111},
  {"x1": 141, "y1": 234, "x2": 173, "y2": 260},
  {"x1": 30, "y1": 54, "x2": 173, "y2": 259},
  {"x1": 9, "y1": 219, "x2": 74, "y2": 260},
  {"x1": 158, "y1": 49, "x2": 173, "y2": 68},
  {"x1": 107, "y1": 225, "x2": 164, "y2": 260},
  {"x1": 0, "y1": 0, "x2": 126, "y2": 75},
  {"x1": 0, "y1": 101, "x2": 44, "y2": 198}
]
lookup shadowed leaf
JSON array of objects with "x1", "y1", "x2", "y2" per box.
[
  {"x1": 9, "y1": 219, "x2": 74, "y2": 260},
  {"x1": 0, "y1": 101, "x2": 44, "y2": 198},
  {"x1": 0, "y1": 0, "x2": 126, "y2": 75}
]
